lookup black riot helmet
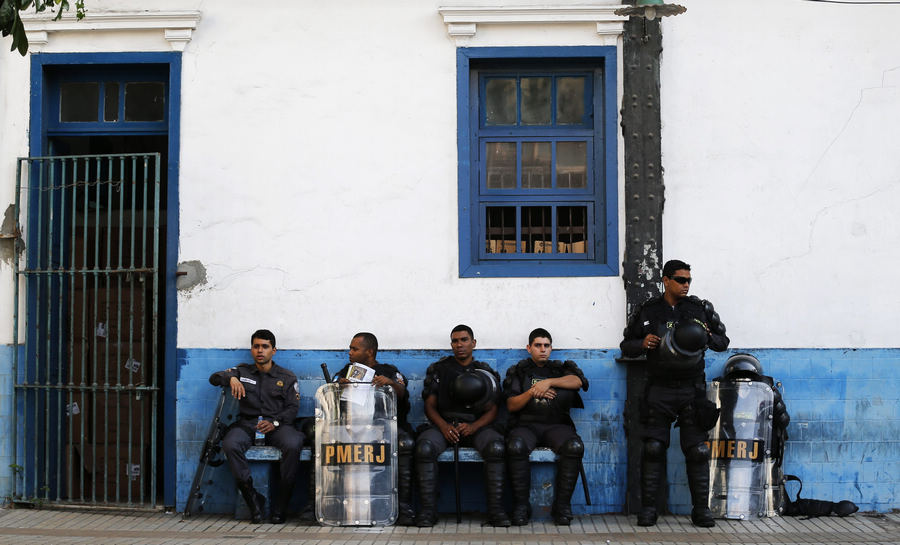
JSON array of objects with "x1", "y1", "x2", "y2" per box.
[
  {"x1": 723, "y1": 353, "x2": 763, "y2": 378},
  {"x1": 656, "y1": 319, "x2": 707, "y2": 371},
  {"x1": 673, "y1": 319, "x2": 708, "y2": 354},
  {"x1": 450, "y1": 369, "x2": 498, "y2": 411}
]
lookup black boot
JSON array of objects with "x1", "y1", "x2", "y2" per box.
[
  {"x1": 396, "y1": 446, "x2": 416, "y2": 526},
  {"x1": 414, "y1": 459, "x2": 438, "y2": 527},
  {"x1": 508, "y1": 456, "x2": 531, "y2": 526},
  {"x1": 270, "y1": 482, "x2": 294, "y2": 524},
  {"x1": 298, "y1": 468, "x2": 317, "y2": 523},
  {"x1": 551, "y1": 457, "x2": 581, "y2": 526},
  {"x1": 686, "y1": 444, "x2": 715, "y2": 528},
  {"x1": 237, "y1": 478, "x2": 266, "y2": 524},
  {"x1": 637, "y1": 439, "x2": 665, "y2": 527},
  {"x1": 484, "y1": 461, "x2": 511, "y2": 527}
]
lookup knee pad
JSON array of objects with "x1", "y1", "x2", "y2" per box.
[
  {"x1": 398, "y1": 435, "x2": 415, "y2": 455},
  {"x1": 482, "y1": 439, "x2": 505, "y2": 462},
  {"x1": 560, "y1": 437, "x2": 584, "y2": 458},
  {"x1": 685, "y1": 442, "x2": 710, "y2": 463},
  {"x1": 642, "y1": 439, "x2": 666, "y2": 462},
  {"x1": 506, "y1": 436, "x2": 529, "y2": 459},
  {"x1": 414, "y1": 439, "x2": 439, "y2": 462}
]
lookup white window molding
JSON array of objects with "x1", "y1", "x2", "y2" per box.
[
  {"x1": 438, "y1": 5, "x2": 627, "y2": 39},
  {"x1": 21, "y1": 10, "x2": 202, "y2": 52}
]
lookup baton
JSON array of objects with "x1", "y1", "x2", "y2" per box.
[
  {"x1": 453, "y1": 421, "x2": 461, "y2": 523},
  {"x1": 320, "y1": 362, "x2": 332, "y2": 382}
]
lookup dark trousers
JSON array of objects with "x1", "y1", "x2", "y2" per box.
[
  {"x1": 641, "y1": 382, "x2": 708, "y2": 450},
  {"x1": 222, "y1": 419, "x2": 304, "y2": 489},
  {"x1": 416, "y1": 425, "x2": 504, "y2": 457},
  {"x1": 507, "y1": 422, "x2": 580, "y2": 454}
]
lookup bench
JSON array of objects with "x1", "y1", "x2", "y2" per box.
[{"x1": 238, "y1": 445, "x2": 588, "y2": 522}]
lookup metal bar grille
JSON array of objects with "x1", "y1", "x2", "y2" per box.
[{"x1": 13, "y1": 153, "x2": 160, "y2": 507}]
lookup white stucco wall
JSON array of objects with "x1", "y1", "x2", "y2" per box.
[
  {"x1": 3, "y1": 0, "x2": 897, "y2": 351},
  {"x1": 174, "y1": 2, "x2": 627, "y2": 350},
  {"x1": 0, "y1": 48, "x2": 31, "y2": 347},
  {"x1": 660, "y1": 0, "x2": 900, "y2": 348}
]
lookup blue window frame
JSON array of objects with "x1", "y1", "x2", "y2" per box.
[{"x1": 457, "y1": 47, "x2": 618, "y2": 278}]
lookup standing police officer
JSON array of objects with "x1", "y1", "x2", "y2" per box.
[
  {"x1": 504, "y1": 328, "x2": 588, "y2": 526},
  {"x1": 620, "y1": 260, "x2": 729, "y2": 527},
  {"x1": 331, "y1": 332, "x2": 416, "y2": 526},
  {"x1": 209, "y1": 329, "x2": 302, "y2": 524},
  {"x1": 414, "y1": 324, "x2": 510, "y2": 527}
]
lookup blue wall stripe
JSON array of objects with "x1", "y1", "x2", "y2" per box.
[{"x1": 174, "y1": 347, "x2": 900, "y2": 515}]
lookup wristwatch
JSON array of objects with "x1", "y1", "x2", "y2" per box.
[{"x1": 272, "y1": 420, "x2": 280, "y2": 428}]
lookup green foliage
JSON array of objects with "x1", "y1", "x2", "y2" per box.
[{"x1": 1, "y1": 0, "x2": 85, "y2": 55}]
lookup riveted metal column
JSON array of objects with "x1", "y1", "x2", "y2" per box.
[{"x1": 619, "y1": 13, "x2": 666, "y2": 514}]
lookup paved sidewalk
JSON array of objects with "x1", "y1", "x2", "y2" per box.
[{"x1": 0, "y1": 507, "x2": 897, "y2": 545}]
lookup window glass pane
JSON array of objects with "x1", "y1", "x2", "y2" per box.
[
  {"x1": 60, "y1": 82, "x2": 99, "y2": 122},
  {"x1": 557, "y1": 206, "x2": 587, "y2": 254},
  {"x1": 486, "y1": 142, "x2": 517, "y2": 189},
  {"x1": 556, "y1": 141, "x2": 587, "y2": 188},
  {"x1": 485, "y1": 207, "x2": 517, "y2": 254},
  {"x1": 522, "y1": 142, "x2": 551, "y2": 189},
  {"x1": 125, "y1": 82, "x2": 165, "y2": 122},
  {"x1": 557, "y1": 77, "x2": 585, "y2": 125},
  {"x1": 521, "y1": 206, "x2": 552, "y2": 253},
  {"x1": 104, "y1": 82, "x2": 119, "y2": 122},
  {"x1": 521, "y1": 77, "x2": 550, "y2": 125},
  {"x1": 485, "y1": 78, "x2": 517, "y2": 125}
]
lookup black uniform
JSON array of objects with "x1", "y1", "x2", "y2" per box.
[
  {"x1": 414, "y1": 356, "x2": 508, "y2": 526},
  {"x1": 333, "y1": 361, "x2": 416, "y2": 524},
  {"x1": 210, "y1": 362, "x2": 302, "y2": 521},
  {"x1": 620, "y1": 294, "x2": 728, "y2": 525},
  {"x1": 503, "y1": 358, "x2": 588, "y2": 525}
]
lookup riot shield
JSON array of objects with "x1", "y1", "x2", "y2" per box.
[
  {"x1": 707, "y1": 379, "x2": 775, "y2": 519},
  {"x1": 314, "y1": 382, "x2": 397, "y2": 526}
]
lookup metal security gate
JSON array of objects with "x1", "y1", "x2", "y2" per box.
[{"x1": 13, "y1": 153, "x2": 160, "y2": 506}]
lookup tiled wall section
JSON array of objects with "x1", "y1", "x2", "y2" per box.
[
  {"x1": 0, "y1": 345, "x2": 14, "y2": 497},
  {"x1": 667, "y1": 349, "x2": 899, "y2": 514},
  {"x1": 176, "y1": 348, "x2": 899, "y2": 515},
  {"x1": 175, "y1": 348, "x2": 626, "y2": 515}
]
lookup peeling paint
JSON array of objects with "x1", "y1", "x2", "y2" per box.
[
  {"x1": 0, "y1": 204, "x2": 24, "y2": 264},
  {"x1": 176, "y1": 260, "x2": 207, "y2": 291}
]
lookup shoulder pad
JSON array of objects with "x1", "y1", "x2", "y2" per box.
[
  {"x1": 379, "y1": 362, "x2": 400, "y2": 374},
  {"x1": 562, "y1": 360, "x2": 589, "y2": 391},
  {"x1": 473, "y1": 360, "x2": 501, "y2": 379},
  {"x1": 687, "y1": 295, "x2": 703, "y2": 306},
  {"x1": 625, "y1": 296, "x2": 654, "y2": 325}
]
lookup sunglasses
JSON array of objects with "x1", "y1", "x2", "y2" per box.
[{"x1": 669, "y1": 276, "x2": 692, "y2": 285}]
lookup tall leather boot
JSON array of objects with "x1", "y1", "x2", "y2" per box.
[
  {"x1": 396, "y1": 446, "x2": 416, "y2": 526},
  {"x1": 414, "y1": 459, "x2": 438, "y2": 527},
  {"x1": 298, "y1": 470, "x2": 317, "y2": 522},
  {"x1": 237, "y1": 478, "x2": 266, "y2": 524},
  {"x1": 484, "y1": 461, "x2": 511, "y2": 527},
  {"x1": 270, "y1": 482, "x2": 294, "y2": 524},
  {"x1": 507, "y1": 456, "x2": 532, "y2": 525},
  {"x1": 551, "y1": 456, "x2": 581, "y2": 526},
  {"x1": 638, "y1": 439, "x2": 666, "y2": 527},
  {"x1": 685, "y1": 443, "x2": 715, "y2": 528}
]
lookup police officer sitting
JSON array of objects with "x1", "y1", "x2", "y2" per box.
[
  {"x1": 620, "y1": 260, "x2": 729, "y2": 528},
  {"x1": 414, "y1": 324, "x2": 510, "y2": 527},
  {"x1": 330, "y1": 333, "x2": 416, "y2": 526},
  {"x1": 209, "y1": 329, "x2": 302, "y2": 524},
  {"x1": 504, "y1": 328, "x2": 588, "y2": 526}
]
